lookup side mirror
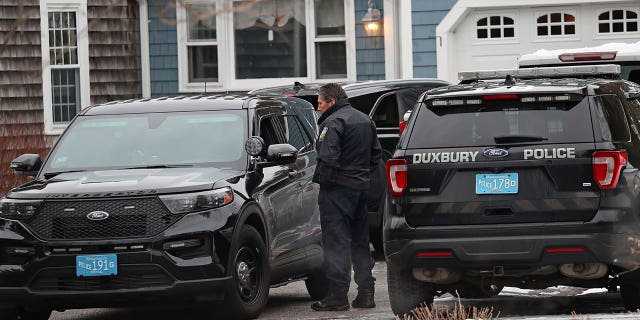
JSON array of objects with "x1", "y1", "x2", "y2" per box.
[
  {"x1": 10, "y1": 154, "x2": 41, "y2": 176},
  {"x1": 266, "y1": 144, "x2": 298, "y2": 164}
]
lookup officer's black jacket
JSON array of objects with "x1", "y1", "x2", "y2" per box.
[{"x1": 313, "y1": 99, "x2": 382, "y2": 190}]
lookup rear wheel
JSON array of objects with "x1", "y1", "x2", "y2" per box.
[
  {"x1": 621, "y1": 281, "x2": 640, "y2": 311},
  {"x1": 387, "y1": 263, "x2": 434, "y2": 316},
  {"x1": 222, "y1": 225, "x2": 270, "y2": 320},
  {"x1": 305, "y1": 269, "x2": 329, "y2": 300}
]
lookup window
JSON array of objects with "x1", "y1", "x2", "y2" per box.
[
  {"x1": 476, "y1": 15, "x2": 515, "y2": 39},
  {"x1": 371, "y1": 94, "x2": 399, "y2": 128},
  {"x1": 284, "y1": 116, "x2": 312, "y2": 151},
  {"x1": 177, "y1": 0, "x2": 355, "y2": 92},
  {"x1": 40, "y1": 3, "x2": 90, "y2": 135},
  {"x1": 537, "y1": 13, "x2": 576, "y2": 36},
  {"x1": 598, "y1": 9, "x2": 639, "y2": 33},
  {"x1": 186, "y1": 3, "x2": 219, "y2": 82}
]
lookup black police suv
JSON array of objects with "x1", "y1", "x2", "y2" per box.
[
  {"x1": 0, "y1": 95, "x2": 326, "y2": 320},
  {"x1": 383, "y1": 64, "x2": 640, "y2": 315},
  {"x1": 251, "y1": 79, "x2": 449, "y2": 252}
]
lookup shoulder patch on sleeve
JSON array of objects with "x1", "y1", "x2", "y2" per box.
[{"x1": 319, "y1": 126, "x2": 328, "y2": 141}]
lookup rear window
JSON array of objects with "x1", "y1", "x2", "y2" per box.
[{"x1": 407, "y1": 98, "x2": 594, "y2": 148}]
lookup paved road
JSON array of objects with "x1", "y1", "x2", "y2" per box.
[{"x1": 50, "y1": 261, "x2": 637, "y2": 320}]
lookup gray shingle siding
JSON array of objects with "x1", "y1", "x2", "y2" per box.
[
  {"x1": 412, "y1": 0, "x2": 457, "y2": 78},
  {"x1": 355, "y1": 0, "x2": 385, "y2": 80},
  {"x1": 148, "y1": 1, "x2": 178, "y2": 96}
]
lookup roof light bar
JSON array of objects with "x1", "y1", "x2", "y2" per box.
[
  {"x1": 459, "y1": 64, "x2": 621, "y2": 82},
  {"x1": 558, "y1": 51, "x2": 617, "y2": 62}
]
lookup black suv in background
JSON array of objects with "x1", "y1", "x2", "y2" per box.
[
  {"x1": 1, "y1": 95, "x2": 325, "y2": 320},
  {"x1": 383, "y1": 65, "x2": 640, "y2": 315},
  {"x1": 251, "y1": 79, "x2": 449, "y2": 252}
]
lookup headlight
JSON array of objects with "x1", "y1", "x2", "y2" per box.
[
  {"x1": 159, "y1": 187, "x2": 234, "y2": 214},
  {"x1": 0, "y1": 198, "x2": 43, "y2": 220}
]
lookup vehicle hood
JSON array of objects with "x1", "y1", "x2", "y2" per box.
[{"x1": 8, "y1": 168, "x2": 243, "y2": 199}]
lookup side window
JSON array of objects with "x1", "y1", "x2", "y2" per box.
[
  {"x1": 296, "y1": 108, "x2": 318, "y2": 136},
  {"x1": 349, "y1": 93, "x2": 384, "y2": 115},
  {"x1": 593, "y1": 95, "x2": 631, "y2": 142},
  {"x1": 372, "y1": 94, "x2": 399, "y2": 128},
  {"x1": 284, "y1": 115, "x2": 312, "y2": 151},
  {"x1": 259, "y1": 115, "x2": 287, "y2": 148}
]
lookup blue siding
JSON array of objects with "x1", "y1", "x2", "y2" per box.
[
  {"x1": 148, "y1": 1, "x2": 179, "y2": 96},
  {"x1": 355, "y1": 0, "x2": 385, "y2": 80},
  {"x1": 411, "y1": 0, "x2": 457, "y2": 78}
]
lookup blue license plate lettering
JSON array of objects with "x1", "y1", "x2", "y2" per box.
[
  {"x1": 476, "y1": 173, "x2": 518, "y2": 194},
  {"x1": 76, "y1": 254, "x2": 117, "y2": 277}
]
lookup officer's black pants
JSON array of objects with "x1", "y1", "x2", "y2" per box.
[{"x1": 318, "y1": 184, "x2": 375, "y2": 303}]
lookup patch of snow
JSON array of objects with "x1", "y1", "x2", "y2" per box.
[
  {"x1": 499, "y1": 287, "x2": 535, "y2": 296},
  {"x1": 578, "y1": 288, "x2": 609, "y2": 295}
]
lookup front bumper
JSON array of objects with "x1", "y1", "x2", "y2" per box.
[{"x1": 0, "y1": 205, "x2": 238, "y2": 309}]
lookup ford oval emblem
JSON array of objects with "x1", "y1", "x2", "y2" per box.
[
  {"x1": 87, "y1": 211, "x2": 109, "y2": 221},
  {"x1": 483, "y1": 148, "x2": 509, "y2": 158}
]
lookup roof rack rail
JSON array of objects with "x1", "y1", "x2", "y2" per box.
[{"x1": 458, "y1": 64, "x2": 621, "y2": 82}]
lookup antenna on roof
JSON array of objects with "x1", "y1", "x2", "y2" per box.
[{"x1": 204, "y1": 82, "x2": 207, "y2": 94}]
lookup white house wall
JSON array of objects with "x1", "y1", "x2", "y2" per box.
[{"x1": 437, "y1": 0, "x2": 640, "y2": 82}]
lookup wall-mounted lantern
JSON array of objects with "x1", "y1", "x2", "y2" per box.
[{"x1": 361, "y1": 0, "x2": 381, "y2": 34}]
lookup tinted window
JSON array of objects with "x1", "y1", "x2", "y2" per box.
[
  {"x1": 593, "y1": 95, "x2": 631, "y2": 142},
  {"x1": 46, "y1": 111, "x2": 247, "y2": 171},
  {"x1": 349, "y1": 93, "x2": 382, "y2": 114},
  {"x1": 285, "y1": 115, "x2": 311, "y2": 150},
  {"x1": 372, "y1": 94, "x2": 399, "y2": 128},
  {"x1": 407, "y1": 98, "x2": 594, "y2": 148}
]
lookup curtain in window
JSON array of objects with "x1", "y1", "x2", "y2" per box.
[{"x1": 234, "y1": 0, "x2": 306, "y2": 29}]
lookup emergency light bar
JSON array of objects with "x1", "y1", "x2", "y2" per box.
[{"x1": 458, "y1": 64, "x2": 621, "y2": 82}]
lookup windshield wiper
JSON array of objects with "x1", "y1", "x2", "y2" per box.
[
  {"x1": 121, "y1": 164, "x2": 195, "y2": 169},
  {"x1": 493, "y1": 135, "x2": 548, "y2": 144},
  {"x1": 43, "y1": 170, "x2": 87, "y2": 179}
]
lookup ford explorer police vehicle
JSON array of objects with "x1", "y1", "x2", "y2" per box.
[
  {"x1": 383, "y1": 64, "x2": 640, "y2": 315},
  {"x1": 0, "y1": 95, "x2": 326, "y2": 320}
]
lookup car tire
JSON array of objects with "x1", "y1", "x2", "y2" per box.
[
  {"x1": 620, "y1": 281, "x2": 640, "y2": 311},
  {"x1": 305, "y1": 269, "x2": 328, "y2": 300},
  {"x1": 1, "y1": 307, "x2": 52, "y2": 320},
  {"x1": 387, "y1": 263, "x2": 435, "y2": 316},
  {"x1": 455, "y1": 283, "x2": 503, "y2": 299},
  {"x1": 224, "y1": 225, "x2": 270, "y2": 320}
]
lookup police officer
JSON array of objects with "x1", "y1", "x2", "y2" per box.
[{"x1": 311, "y1": 83, "x2": 381, "y2": 311}]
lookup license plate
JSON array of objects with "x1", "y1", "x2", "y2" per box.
[
  {"x1": 76, "y1": 254, "x2": 117, "y2": 277},
  {"x1": 476, "y1": 173, "x2": 518, "y2": 194}
]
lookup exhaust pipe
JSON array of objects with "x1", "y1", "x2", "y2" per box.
[
  {"x1": 559, "y1": 263, "x2": 607, "y2": 279},
  {"x1": 412, "y1": 267, "x2": 461, "y2": 284}
]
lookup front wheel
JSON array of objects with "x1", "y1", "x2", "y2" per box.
[
  {"x1": 223, "y1": 225, "x2": 270, "y2": 320},
  {"x1": 387, "y1": 263, "x2": 435, "y2": 316}
]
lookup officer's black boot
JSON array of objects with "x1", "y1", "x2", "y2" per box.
[{"x1": 351, "y1": 288, "x2": 375, "y2": 308}]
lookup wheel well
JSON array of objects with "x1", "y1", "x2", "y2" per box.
[{"x1": 244, "y1": 213, "x2": 266, "y2": 243}]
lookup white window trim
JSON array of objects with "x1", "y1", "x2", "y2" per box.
[
  {"x1": 40, "y1": 0, "x2": 90, "y2": 135},
  {"x1": 593, "y1": 6, "x2": 640, "y2": 39},
  {"x1": 472, "y1": 12, "x2": 519, "y2": 45},
  {"x1": 534, "y1": 10, "x2": 580, "y2": 41},
  {"x1": 176, "y1": 0, "x2": 355, "y2": 93}
]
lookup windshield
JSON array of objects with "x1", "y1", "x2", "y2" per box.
[
  {"x1": 43, "y1": 110, "x2": 248, "y2": 173},
  {"x1": 407, "y1": 98, "x2": 594, "y2": 149}
]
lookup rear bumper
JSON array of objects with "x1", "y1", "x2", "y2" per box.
[{"x1": 385, "y1": 214, "x2": 639, "y2": 272}]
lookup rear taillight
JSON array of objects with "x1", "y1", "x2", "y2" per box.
[
  {"x1": 399, "y1": 121, "x2": 407, "y2": 133},
  {"x1": 482, "y1": 94, "x2": 520, "y2": 101},
  {"x1": 593, "y1": 151, "x2": 627, "y2": 189},
  {"x1": 558, "y1": 51, "x2": 617, "y2": 62},
  {"x1": 386, "y1": 159, "x2": 407, "y2": 197}
]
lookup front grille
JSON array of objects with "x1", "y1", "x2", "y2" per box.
[
  {"x1": 25, "y1": 197, "x2": 182, "y2": 240},
  {"x1": 30, "y1": 265, "x2": 174, "y2": 291}
]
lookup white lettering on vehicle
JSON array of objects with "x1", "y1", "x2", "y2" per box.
[
  {"x1": 523, "y1": 148, "x2": 576, "y2": 160},
  {"x1": 412, "y1": 151, "x2": 479, "y2": 164}
]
